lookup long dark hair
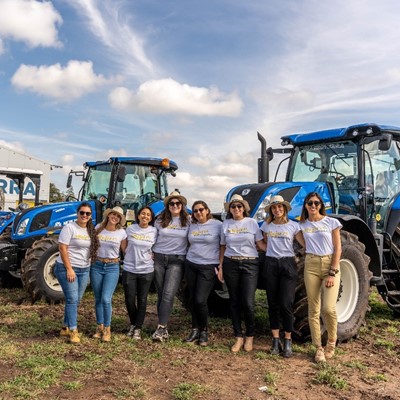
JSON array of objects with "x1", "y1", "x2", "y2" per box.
[
  {"x1": 300, "y1": 192, "x2": 327, "y2": 222},
  {"x1": 191, "y1": 200, "x2": 212, "y2": 223},
  {"x1": 77, "y1": 202, "x2": 99, "y2": 261}
]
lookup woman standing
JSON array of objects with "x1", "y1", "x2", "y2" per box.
[
  {"x1": 55, "y1": 202, "x2": 99, "y2": 344},
  {"x1": 152, "y1": 191, "x2": 190, "y2": 342},
  {"x1": 261, "y1": 195, "x2": 304, "y2": 358},
  {"x1": 217, "y1": 194, "x2": 265, "y2": 353},
  {"x1": 300, "y1": 192, "x2": 342, "y2": 362},
  {"x1": 90, "y1": 206, "x2": 127, "y2": 342},
  {"x1": 184, "y1": 200, "x2": 222, "y2": 346},
  {"x1": 123, "y1": 206, "x2": 157, "y2": 340}
]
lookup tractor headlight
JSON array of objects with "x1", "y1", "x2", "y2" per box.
[
  {"x1": 16, "y1": 218, "x2": 30, "y2": 235},
  {"x1": 253, "y1": 195, "x2": 271, "y2": 223}
]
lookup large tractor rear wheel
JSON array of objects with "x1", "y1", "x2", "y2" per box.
[
  {"x1": 293, "y1": 230, "x2": 371, "y2": 342},
  {"x1": 21, "y1": 236, "x2": 63, "y2": 303}
]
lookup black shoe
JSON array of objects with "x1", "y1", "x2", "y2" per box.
[
  {"x1": 198, "y1": 330, "x2": 208, "y2": 347},
  {"x1": 282, "y1": 338, "x2": 293, "y2": 358},
  {"x1": 184, "y1": 329, "x2": 200, "y2": 343},
  {"x1": 270, "y1": 338, "x2": 281, "y2": 355}
]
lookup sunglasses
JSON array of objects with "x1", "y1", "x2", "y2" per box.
[
  {"x1": 230, "y1": 204, "x2": 243, "y2": 209},
  {"x1": 193, "y1": 207, "x2": 205, "y2": 214},
  {"x1": 79, "y1": 211, "x2": 92, "y2": 216},
  {"x1": 169, "y1": 201, "x2": 182, "y2": 207},
  {"x1": 306, "y1": 200, "x2": 321, "y2": 207}
]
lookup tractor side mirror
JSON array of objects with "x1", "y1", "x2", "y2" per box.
[
  {"x1": 66, "y1": 174, "x2": 72, "y2": 188},
  {"x1": 117, "y1": 166, "x2": 126, "y2": 182},
  {"x1": 379, "y1": 133, "x2": 392, "y2": 151}
]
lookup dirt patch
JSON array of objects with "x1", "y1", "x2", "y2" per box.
[{"x1": 0, "y1": 288, "x2": 399, "y2": 400}]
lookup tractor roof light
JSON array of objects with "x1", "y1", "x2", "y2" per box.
[
  {"x1": 161, "y1": 158, "x2": 170, "y2": 168},
  {"x1": 351, "y1": 129, "x2": 359, "y2": 137},
  {"x1": 281, "y1": 139, "x2": 289, "y2": 146}
]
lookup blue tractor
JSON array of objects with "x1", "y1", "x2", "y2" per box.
[
  {"x1": 0, "y1": 169, "x2": 42, "y2": 287},
  {"x1": 0, "y1": 157, "x2": 178, "y2": 302},
  {"x1": 224, "y1": 123, "x2": 400, "y2": 342}
]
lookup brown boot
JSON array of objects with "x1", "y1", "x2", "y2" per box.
[
  {"x1": 231, "y1": 337, "x2": 244, "y2": 353},
  {"x1": 244, "y1": 336, "x2": 254, "y2": 352},
  {"x1": 102, "y1": 326, "x2": 111, "y2": 342},
  {"x1": 69, "y1": 329, "x2": 81, "y2": 344},
  {"x1": 93, "y1": 324, "x2": 104, "y2": 339},
  {"x1": 325, "y1": 340, "x2": 336, "y2": 359},
  {"x1": 60, "y1": 327, "x2": 71, "y2": 337}
]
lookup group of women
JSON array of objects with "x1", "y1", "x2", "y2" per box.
[{"x1": 55, "y1": 190, "x2": 341, "y2": 363}]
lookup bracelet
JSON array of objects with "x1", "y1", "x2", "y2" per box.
[{"x1": 328, "y1": 268, "x2": 339, "y2": 276}]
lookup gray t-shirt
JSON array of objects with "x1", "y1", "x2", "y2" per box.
[
  {"x1": 260, "y1": 219, "x2": 300, "y2": 258},
  {"x1": 123, "y1": 223, "x2": 157, "y2": 274},
  {"x1": 221, "y1": 217, "x2": 263, "y2": 258},
  {"x1": 186, "y1": 219, "x2": 222, "y2": 265},
  {"x1": 96, "y1": 225, "x2": 127, "y2": 259},
  {"x1": 300, "y1": 216, "x2": 342, "y2": 256},
  {"x1": 56, "y1": 221, "x2": 91, "y2": 268},
  {"x1": 153, "y1": 216, "x2": 189, "y2": 255}
]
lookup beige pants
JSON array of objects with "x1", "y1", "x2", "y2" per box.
[{"x1": 304, "y1": 254, "x2": 341, "y2": 347}]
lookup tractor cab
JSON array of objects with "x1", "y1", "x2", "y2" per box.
[
  {"x1": 68, "y1": 157, "x2": 177, "y2": 222},
  {"x1": 283, "y1": 124, "x2": 400, "y2": 233}
]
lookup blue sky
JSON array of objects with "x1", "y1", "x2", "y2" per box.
[{"x1": 1, "y1": 0, "x2": 400, "y2": 210}]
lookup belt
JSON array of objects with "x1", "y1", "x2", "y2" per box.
[
  {"x1": 96, "y1": 257, "x2": 120, "y2": 264},
  {"x1": 228, "y1": 256, "x2": 257, "y2": 260},
  {"x1": 306, "y1": 253, "x2": 332, "y2": 258}
]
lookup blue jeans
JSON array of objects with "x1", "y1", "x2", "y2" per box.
[
  {"x1": 90, "y1": 261, "x2": 120, "y2": 327},
  {"x1": 122, "y1": 270, "x2": 154, "y2": 329},
  {"x1": 55, "y1": 262, "x2": 90, "y2": 330},
  {"x1": 223, "y1": 257, "x2": 259, "y2": 337},
  {"x1": 153, "y1": 252, "x2": 185, "y2": 326}
]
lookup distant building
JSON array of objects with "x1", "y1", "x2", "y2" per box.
[{"x1": 0, "y1": 145, "x2": 52, "y2": 210}]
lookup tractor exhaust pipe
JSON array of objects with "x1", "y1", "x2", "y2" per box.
[{"x1": 258, "y1": 132, "x2": 269, "y2": 183}]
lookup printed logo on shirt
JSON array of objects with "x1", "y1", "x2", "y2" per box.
[
  {"x1": 98, "y1": 234, "x2": 121, "y2": 243},
  {"x1": 302, "y1": 226, "x2": 330, "y2": 233},
  {"x1": 227, "y1": 227, "x2": 250, "y2": 234},
  {"x1": 192, "y1": 229, "x2": 212, "y2": 237},
  {"x1": 166, "y1": 224, "x2": 187, "y2": 230},
  {"x1": 73, "y1": 234, "x2": 90, "y2": 240},
  {"x1": 130, "y1": 233, "x2": 154, "y2": 242},
  {"x1": 266, "y1": 231, "x2": 290, "y2": 238}
]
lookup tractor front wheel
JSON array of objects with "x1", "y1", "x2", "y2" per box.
[{"x1": 21, "y1": 236, "x2": 63, "y2": 303}]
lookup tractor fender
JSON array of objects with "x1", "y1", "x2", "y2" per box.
[{"x1": 332, "y1": 214, "x2": 380, "y2": 278}]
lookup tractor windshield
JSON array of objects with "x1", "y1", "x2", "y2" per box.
[
  {"x1": 82, "y1": 162, "x2": 167, "y2": 214},
  {"x1": 289, "y1": 141, "x2": 359, "y2": 214}
]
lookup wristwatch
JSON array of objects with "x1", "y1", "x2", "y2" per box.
[{"x1": 328, "y1": 268, "x2": 339, "y2": 276}]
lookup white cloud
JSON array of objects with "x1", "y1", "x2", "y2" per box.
[
  {"x1": 188, "y1": 156, "x2": 212, "y2": 168},
  {"x1": 11, "y1": 60, "x2": 112, "y2": 101},
  {"x1": 109, "y1": 78, "x2": 243, "y2": 116},
  {"x1": 68, "y1": 0, "x2": 153, "y2": 76},
  {"x1": 61, "y1": 155, "x2": 74, "y2": 164},
  {"x1": 0, "y1": 38, "x2": 4, "y2": 55},
  {"x1": 0, "y1": 0, "x2": 62, "y2": 48}
]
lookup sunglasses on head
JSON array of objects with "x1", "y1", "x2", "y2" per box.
[
  {"x1": 230, "y1": 204, "x2": 243, "y2": 209},
  {"x1": 193, "y1": 207, "x2": 205, "y2": 214},
  {"x1": 79, "y1": 211, "x2": 92, "y2": 216},
  {"x1": 169, "y1": 201, "x2": 182, "y2": 207},
  {"x1": 306, "y1": 200, "x2": 321, "y2": 207}
]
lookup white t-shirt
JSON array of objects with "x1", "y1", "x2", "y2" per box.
[
  {"x1": 152, "y1": 216, "x2": 189, "y2": 255},
  {"x1": 96, "y1": 225, "x2": 127, "y2": 259},
  {"x1": 300, "y1": 216, "x2": 342, "y2": 256},
  {"x1": 221, "y1": 217, "x2": 263, "y2": 258},
  {"x1": 56, "y1": 221, "x2": 91, "y2": 268},
  {"x1": 186, "y1": 219, "x2": 222, "y2": 265},
  {"x1": 260, "y1": 220, "x2": 300, "y2": 258},
  {"x1": 123, "y1": 223, "x2": 158, "y2": 274}
]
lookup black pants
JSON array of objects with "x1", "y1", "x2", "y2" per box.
[
  {"x1": 223, "y1": 257, "x2": 259, "y2": 337},
  {"x1": 263, "y1": 256, "x2": 297, "y2": 333},
  {"x1": 122, "y1": 270, "x2": 154, "y2": 329},
  {"x1": 184, "y1": 260, "x2": 217, "y2": 330}
]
